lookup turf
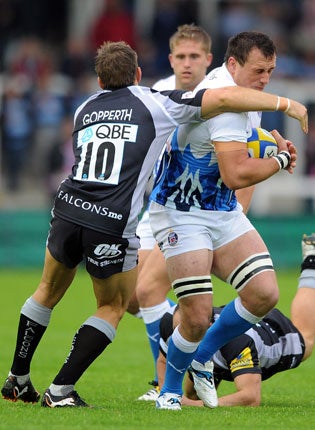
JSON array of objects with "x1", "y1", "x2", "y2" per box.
[{"x1": 0, "y1": 267, "x2": 315, "y2": 430}]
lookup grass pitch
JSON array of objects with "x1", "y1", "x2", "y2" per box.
[{"x1": 0, "y1": 267, "x2": 315, "y2": 430}]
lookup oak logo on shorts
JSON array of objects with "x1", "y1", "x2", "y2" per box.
[{"x1": 94, "y1": 243, "x2": 122, "y2": 259}]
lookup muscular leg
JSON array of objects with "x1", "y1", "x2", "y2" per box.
[
  {"x1": 48, "y1": 267, "x2": 138, "y2": 395},
  {"x1": 10, "y1": 248, "x2": 76, "y2": 377},
  {"x1": 159, "y1": 249, "x2": 213, "y2": 396},
  {"x1": 291, "y1": 236, "x2": 315, "y2": 361},
  {"x1": 136, "y1": 244, "x2": 173, "y2": 384},
  {"x1": 291, "y1": 286, "x2": 315, "y2": 361},
  {"x1": 1, "y1": 248, "x2": 76, "y2": 403},
  {"x1": 127, "y1": 245, "x2": 150, "y2": 316},
  {"x1": 194, "y1": 230, "x2": 279, "y2": 365}
]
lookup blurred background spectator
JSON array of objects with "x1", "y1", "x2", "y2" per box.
[
  {"x1": 1, "y1": 74, "x2": 33, "y2": 191},
  {"x1": 46, "y1": 115, "x2": 74, "y2": 204},
  {"x1": 0, "y1": 0, "x2": 314, "y2": 214},
  {"x1": 89, "y1": 0, "x2": 138, "y2": 52}
]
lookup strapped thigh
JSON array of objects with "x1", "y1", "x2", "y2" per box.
[
  {"x1": 172, "y1": 275, "x2": 212, "y2": 300},
  {"x1": 226, "y1": 252, "x2": 274, "y2": 292}
]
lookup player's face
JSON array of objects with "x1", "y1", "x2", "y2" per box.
[
  {"x1": 169, "y1": 40, "x2": 212, "y2": 91},
  {"x1": 228, "y1": 47, "x2": 276, "y2": 91}
]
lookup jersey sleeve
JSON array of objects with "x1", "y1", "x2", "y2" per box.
[
  {"x1": 220, "y1": 334, "x2": 262, "y2": 379},
  {"x1": 208, "y1": 111, "x2": 249, "y2": 143}
]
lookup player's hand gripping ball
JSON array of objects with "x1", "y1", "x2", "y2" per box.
[{"x1": 247, "y1": 127, "x2": 278, "y2": 158}]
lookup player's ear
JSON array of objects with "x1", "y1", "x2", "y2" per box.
[
  {"x1": 97, "y1": 76, "x2": 105, "y2": 89},
  {"x1": 206, "y1": 53, "x2": 213, "y2": 67},
  {"x1": 135, "y1": 66, "x2": 142, "y2": 84},
  {"x1": 168, "y1": 53, "x2": 174, "y2": 69},
  {"x1": 227, "y1": 56, "x2": 237, "y2": 74}
]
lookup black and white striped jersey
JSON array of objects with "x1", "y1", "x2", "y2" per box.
[
  {"x1": 52, "y1": 85, "x2": 205, "y2": 237},
  {"x1": 159, "y1": 307, "x2": 305, "y2": 383}
]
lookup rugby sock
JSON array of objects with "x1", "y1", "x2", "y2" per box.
[
  {"x1": 298, "y1": 269, "x2": 315, "y2": 289},
  {"x1": 161, "y1": 326, "x2": 199, "y2": 395},
  {"x1": 194, "y1": 297, "x2": 261, "y2": 365},
  {"x1": 167, "y1": 298, "x2": 176, "y2": 307},
  {"x1": 11, "y1": 297, "x2": 51, "y2": 375},
  {"x1": 140, "y1": 299, "x2": 174, "y2": 382},
  {"x1": 133, "y1": 310, "x2": 143, "y2": 319},
  {"x1": 52, "y1": 317, "x2": 115, "y2": 389}
]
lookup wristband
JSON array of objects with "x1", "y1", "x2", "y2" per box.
[
  {"x1": 284, "y1": 98, "x2": 291, "y2": 113},
  {"x1": 275, "y1": 96, "x2": 281, "y2": 111},
  {"x1": 272, "y1": 151, "x2": 291, "y2": 170}
]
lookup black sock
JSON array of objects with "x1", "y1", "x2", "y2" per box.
[
  {"x1": 11, "y1": 314, "x2": 47, "y2": 375},
  {"x1": 53, "y1": 324, "x2": 112, "y2": 385}
]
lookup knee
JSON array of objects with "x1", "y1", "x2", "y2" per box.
[
  {"x1": 259, "y1": 286, "x2": 279, "y2": 314},
  {"x1": 180, "y1": 306, "x2": 211, "y2": 341},
  {"x1": 243, "y1": 285, "x2": 279, "y2": 317},
  {"x1": 127, "y1": 293, "x2": 139, "y2": 315},
  {"x1": 136, "y1": 281, "x2": 150, "y2": 304},
  {"x1": 136, "y1": 275, "x2": 170, "y2": 307}
]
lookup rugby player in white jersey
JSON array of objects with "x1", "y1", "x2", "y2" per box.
[
  {"x1": 137, "y1": 28, "x2": 276, "y2": 402},
  {"x1": 149, "y1": 32, "x2": 305, "y2": 410},
  {"x1": 136, "y1": 24, "x2": 213, "y2": 401}
]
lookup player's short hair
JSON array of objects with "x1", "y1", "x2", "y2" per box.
[
  {"x1": 169, "y1": 24, "x2": 212, "y2": 54},
  {"x1": 224, "y1": 31, "x2": 277, "y2": 66},
  {"x1": 95, "y1": 41, "x2": 138, "y2": 89}
]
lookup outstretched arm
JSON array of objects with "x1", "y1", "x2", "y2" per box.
[{"x1": 201, "y1": 86, "x2": 308, "y2": 133}]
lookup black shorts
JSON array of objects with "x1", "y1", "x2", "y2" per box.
[{"x1": 47, "y1": 216, "x2": 139, "y2": 279}]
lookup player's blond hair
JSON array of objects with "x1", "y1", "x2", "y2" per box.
[{"x1": 169, "y1": 24, "x2": 212, "y2": 54}]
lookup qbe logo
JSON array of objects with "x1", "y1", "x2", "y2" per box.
[{"x1": 94, "y1": 243, "x2": 122, "y2": 259}]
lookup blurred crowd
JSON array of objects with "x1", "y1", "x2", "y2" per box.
[{"x1": 0, "y1": 0, "x2": 315, "y2": 206}]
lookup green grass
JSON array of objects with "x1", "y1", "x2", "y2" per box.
[{"x1": 1, "y1": 267, "x2": 315, "y2": 430}]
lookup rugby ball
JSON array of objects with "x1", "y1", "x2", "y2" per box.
[{"x1": 247, "y1": 127, "x2": 278, "y2": 158}]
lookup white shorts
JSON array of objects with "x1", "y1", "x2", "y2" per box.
[
  {"x1": 136, "y1": 210, "x2": 156, "y2": 250},
  {"x1": 149, "y1": 201, "x2": 254, "y2": 259}
]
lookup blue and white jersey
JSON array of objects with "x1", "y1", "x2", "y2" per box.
[
  {"x1": 137, "y1": 74, "x2": 176, "y2": 218},
  {"x1": 151, "y1": 74, "x2": 177, "y2": 179},
  {"x1": 151, "y1": 64, "x2": 261, "y2": 212}
]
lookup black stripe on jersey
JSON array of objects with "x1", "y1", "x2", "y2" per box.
[{"x1": 158, "y1": 88, "x2": 206, "y2": 107}]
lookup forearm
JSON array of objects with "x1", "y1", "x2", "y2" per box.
[
  {"x1": 201, "y1": 86, "x2": 308, "y2": 133},
  {"x1": 181, "y1": 395, "x2": 204, "y2": 407},
  {"x1": 219, "y1": 154, "x2": 289, "y2": 190},
  {"x1": 218, "y1": 391, "x2": 260, "y2": 407},
  {"x1": 217, "y1": 374, "x2": 262, "y2": 407}
]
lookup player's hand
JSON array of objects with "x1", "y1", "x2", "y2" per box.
[
  {"x1": 271, "y1": 129, "x2": 297, "y2": 174},
  {"x1": 285, "y1": 99, "x2": 308, "y2": 134},
  {"x1": 284, "y1": 141, "x2": 297, "y2": 174}
]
